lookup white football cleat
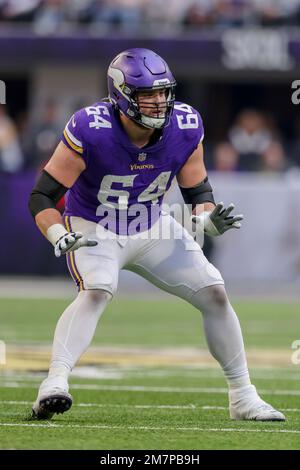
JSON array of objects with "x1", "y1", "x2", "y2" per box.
[
  {"x1": 229, "y1": 384, "x2": 285, "y2": 421},
  {"x1": 31, "y1": 376, "x2": 73, "y2": 420}
]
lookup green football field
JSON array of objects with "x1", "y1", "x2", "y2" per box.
[{"x1": 0, "y1": 297, "x2": 300, "y2": 450}]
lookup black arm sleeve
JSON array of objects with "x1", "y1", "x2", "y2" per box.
[
  {"x1": 179, "y1": 176, "x2": 215, "y2": 210},
  {"x1": 28, "y1": 170, "x2": 69, "y2": 218}
]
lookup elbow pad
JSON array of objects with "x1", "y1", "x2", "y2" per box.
[
  {"x1": 179, "y1": 176, "x2": 215, "y2": 210},
  {"x1": 28, "y1": 170, "x2": 68, "y2": 218}
]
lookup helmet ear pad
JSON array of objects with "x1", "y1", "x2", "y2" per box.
[{"x1": 107, "y1": 48, "x2": 176, "y2": 129}]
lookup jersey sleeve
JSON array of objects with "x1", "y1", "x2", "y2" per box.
[
  {"x1": 198, "y1": 110, "x2": 205, "y2": 144},
  {"x1": 191, "y1": 107, "x2": 204, "y2": 147},
  {"x1": 182, "y1": 106, "x2": 205, "y2": 156},
  {"x1": 61, "y1": 108, "x2": 87, "y2": 158},
  {"x1": 173, "y1": 102, "x2": 205, "y2": 154}
]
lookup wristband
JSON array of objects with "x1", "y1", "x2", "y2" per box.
[{"x1": 46, "y1": 224, "x2": 68, "y2": 247}]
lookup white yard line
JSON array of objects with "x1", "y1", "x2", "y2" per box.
[
  {"x1": 2, "y1": 366, "x2": 300, "y2": 381},
  {"x1": 0, "y1": 400, "x2": 299, "y2": 413},
  {"x1": 1, "y1": 381, "x2": 300, "y2": 396},
  {"x1": 0, "y1": 422, "x2": 298, "y2": 434}
]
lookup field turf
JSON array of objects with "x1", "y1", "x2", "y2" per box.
[{"x1": 0, "y1": 297, "x2": 299, "y2": 450}]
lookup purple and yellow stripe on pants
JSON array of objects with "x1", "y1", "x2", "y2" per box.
[{"x1": 64, "y1": 216, "x2": 84, "y2": 291}]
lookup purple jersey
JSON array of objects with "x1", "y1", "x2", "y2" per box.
[{"x1": 61, "y1": 101, "x2": 204, "y2": 235}]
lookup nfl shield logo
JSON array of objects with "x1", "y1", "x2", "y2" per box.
[{"x1": 138, "y1": 152, "x2": 147, "y2": 162}]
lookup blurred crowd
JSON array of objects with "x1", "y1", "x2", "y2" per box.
[
  {"x1": 1, "y1": 101, "x2": 300, "y2": 175},
  {"x1": 210, "y1": 109, "x2": 295, "y2": 173},
  {"x1": 1, "y1": 0, "x2": 300, "y2": 32}
]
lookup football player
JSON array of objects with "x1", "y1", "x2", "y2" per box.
[{"x1": 28, "y1": 48, "x2": 285, "y2": 421}]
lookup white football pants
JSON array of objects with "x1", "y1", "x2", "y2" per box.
[
  {"x1": 48, "y1": 213, "x2": 249, "y2": 389},
  {"x1": 64, "y1": 213, "x2": 224, "y2": 298}
]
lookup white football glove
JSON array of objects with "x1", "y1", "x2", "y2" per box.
[
  {"x1": 54, "y1": 231, "x2": 98, "y2": 258},
  {"x1": 47, "y1": 224, "x2": 98, "y2": 257},
  {"x1": 192, "y1": 202, "x2": 243, "y2": 237}
]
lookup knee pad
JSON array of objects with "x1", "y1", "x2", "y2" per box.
[
  {"x1": 190, "y1": 284, "x2": 228, "y2": 311},
  {"x1": 205, "y1": 285, "x2": 228, "y2": 308},
  {"x1": 78, "y1": 289, "x2": 112, "y2": 308}
]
